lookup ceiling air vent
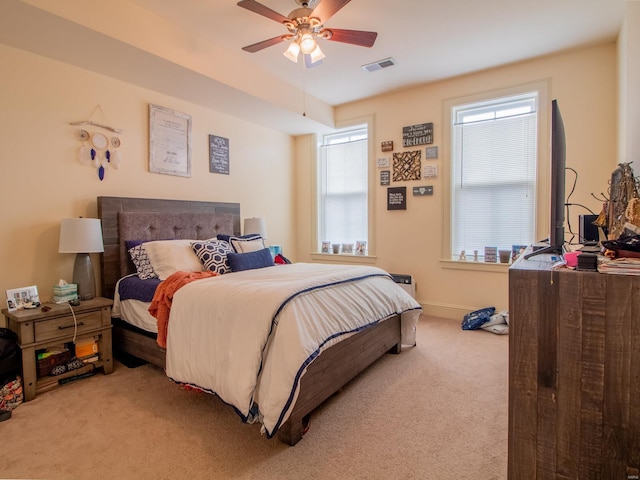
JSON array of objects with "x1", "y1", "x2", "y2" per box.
[{"x1": 362, "y1": 57, "x2": 397, "y2": 73}]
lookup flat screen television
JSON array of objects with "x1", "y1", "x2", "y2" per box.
[{"x1": 525, "y1": 99, "x2": 566, "y2": 259}]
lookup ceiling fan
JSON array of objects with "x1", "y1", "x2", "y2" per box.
[{"x1": 237, "y1": 0, "x2": 377, "y2": 67}]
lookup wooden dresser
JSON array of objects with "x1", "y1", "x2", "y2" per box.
[
  {"x1": 2, "y1": 297, "x2": 113, "y2": 401},
  {"x1": 508, "y1": 253, "x2": 639, "y2": 479}
]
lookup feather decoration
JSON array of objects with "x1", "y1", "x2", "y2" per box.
[
  {"x1": 78, "y1": 143, "x2": 91, "y2": 164},
  {"x1": 98, "y1": 165, "x2": 105, "y2": 180},
  {"x1": 111, "y1": 149, "x2": 121, "y2": 169}
]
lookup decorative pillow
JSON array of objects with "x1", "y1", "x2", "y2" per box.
[
  {"x1": 217, "y1": 233, "x2": 261, "y2": 243},
  {"x1": 229, "y1": 235, "x2": 265, "y2": 253},
  {"x1": 125, "y1": 239, "x2": 147, "y2": 251},
  {"x1": 227, "y1": 248, "x2": 275, "y2": 272},
  {"x1": 191, "y1": 239, "x2": 233, "y2": 275},
  {"x1": 142, "y1": 239, "x2": 204, "y2": 280},
  {"x1": 128, "y1": 244, "x2": 158, "y2": 280}
]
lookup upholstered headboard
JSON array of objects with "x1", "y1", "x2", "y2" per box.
[{"x1": 98, "y1": 196, "x2": 241, "y2": 299}]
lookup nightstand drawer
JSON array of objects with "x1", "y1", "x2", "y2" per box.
[{"x1": 34, "y1": 310, "x2": 103, "y2": 342}]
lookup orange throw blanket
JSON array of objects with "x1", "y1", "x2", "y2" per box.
[{"x1": 148, "y1": 270, "x2": 218, "y2": 348}]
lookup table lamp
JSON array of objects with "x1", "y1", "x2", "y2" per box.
[
  {"x1": 58, "y1": 217, "x2": 104, "y2": 300},
  {"x1": 243, "y1": 217, "x2": 267, "y2": 239}
]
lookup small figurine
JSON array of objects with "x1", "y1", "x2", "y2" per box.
[
  {"x1": 473, "y1": 250, "x2": 479, "y2": 262},
  {"x1": 459, "y1": 250, "x2": 466, "y2": 261}
]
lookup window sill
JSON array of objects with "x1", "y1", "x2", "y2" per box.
[
  {"x1": 440, "y1": 259, "x2": 511, "y2": 272},
  {"x1": 310, "y1": 253, "x2": 377, "y2": 264}
]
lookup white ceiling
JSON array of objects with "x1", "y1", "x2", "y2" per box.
[{"x1": 0, "y1": 0, "x2": 625, "y2": 135}]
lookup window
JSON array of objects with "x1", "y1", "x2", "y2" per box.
[
  {"x1": 317, "y1": 125, "x2": 369, "y2": 252},
  {"x1": 445, "y1": 86, "x2": 546, "y2": 261}
]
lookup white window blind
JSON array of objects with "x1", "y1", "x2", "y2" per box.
[
  {"x1": 451, "y1": 93, "x2": 538, "y2": 258},
  {"x1": 318, "y1": 127, "x2": 368, "y2": 249}
]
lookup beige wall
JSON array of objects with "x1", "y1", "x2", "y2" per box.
[
  {"x1": 619, "y1": 1, "x2": 640, "y2": 166},
  {"x1": 295, "y1": 43, "x2": 618, "y2": 319},
  {"x1": 2, "y1": 14, "x2": 634, "y2": 324},
  {"x1": 0, "y1": 44, "x2": 295, "y2": 312}
]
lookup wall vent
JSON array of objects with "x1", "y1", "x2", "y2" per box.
[{"x1": 362, "y1": 57, "x2": 397, "y2": 73}]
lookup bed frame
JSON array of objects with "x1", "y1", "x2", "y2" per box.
[{"x1": 97, "y1": 196, "x2": 402, "y2": 445}]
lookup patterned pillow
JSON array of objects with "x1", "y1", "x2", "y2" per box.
[
  {"x1": 128, "y1": 244, "x2": 158, "y2": 280},
  {"x1": 191, "y1": 239, "x2": 233, "y2": 274}
]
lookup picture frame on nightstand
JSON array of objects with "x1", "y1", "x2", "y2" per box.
[{"x1": 5, "y1": 285, "x2": 39, "y2": 312}]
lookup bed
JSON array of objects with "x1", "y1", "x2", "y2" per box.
[{"x1": 97, "y1": 196, "x2": 421, "y2": 445}]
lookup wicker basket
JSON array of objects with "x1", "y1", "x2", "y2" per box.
[{"x1": 36, "y1": 350, "x2": 71, "y2": 378}]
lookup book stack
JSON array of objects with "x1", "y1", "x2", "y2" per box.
[{"x1": 75, "y1": 337, "x2": 99, "y2": 364}]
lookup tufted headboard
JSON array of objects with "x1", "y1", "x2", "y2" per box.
[{"x1": 98, "y1": 196, "x2": 241, "y2": 299}]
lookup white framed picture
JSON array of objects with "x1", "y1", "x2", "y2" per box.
[
  {"x1": 149, "y1": 104, "x2": 192, "y2": 177},
  {"x1": 6, "y1": 285, "x2": 40, "y2": 311}
]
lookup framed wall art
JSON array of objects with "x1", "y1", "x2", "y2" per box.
[
  {"x1": 393, "y1": 150, "x2": 421, "y2": 181},
  {"x1": 149, "y1": 104, "x2": 192, "y2": 177}
]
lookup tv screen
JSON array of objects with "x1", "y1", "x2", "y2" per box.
[{"x1": 525, "y1": 99, "x2": 566, "y2": 259}]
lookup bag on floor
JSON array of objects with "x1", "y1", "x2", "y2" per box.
[
  {"x1": 461, "y1": 307, "x2": 495, "y2": 330},
  {"x1": 0, "y1": 328, "x2": 21, "y2": 385},
  {"x1": 0, "y1": 375, "x2": 23, "y2": 411}
]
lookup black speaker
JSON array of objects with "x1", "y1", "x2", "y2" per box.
[{"x1": 579, "y1": 214, "x2": 599, "y2": 243}]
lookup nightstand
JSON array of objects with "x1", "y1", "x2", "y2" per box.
[{"x1": 1, "y1": 297, "x2": 113, "y2": 401}]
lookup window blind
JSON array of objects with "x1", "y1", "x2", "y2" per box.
[
  {"x1": 451, "y1": 107, "x2": 537, "y2": 257},
  {"x1": 319, "y1": 138, "x2": 368, "y2": 247}
]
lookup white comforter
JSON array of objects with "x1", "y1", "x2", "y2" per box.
[{"x1": 164, "y1": 263, "x2": 421, "y2": 437}]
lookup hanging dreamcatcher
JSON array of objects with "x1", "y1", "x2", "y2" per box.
[{"x1": 70, "y1": 106, "x2": 123, "y2": 181}]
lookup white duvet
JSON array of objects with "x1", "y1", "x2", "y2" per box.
[{"x1": 164, "y1": 263, "x2": 421, "y2": 437}]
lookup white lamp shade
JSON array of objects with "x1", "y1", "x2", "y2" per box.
[
  {"x1": 59, "y1": 218, "x2": 104, "y2": 253},
  {"x1": 283, "y1": 41, "x2": 300, "y2": 62},
  {"x1": 243, "y1": 217, "x2": 267, "y2": 239}
]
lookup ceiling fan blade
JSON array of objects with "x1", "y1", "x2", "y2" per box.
[
  {"x1": 237, "y1": 0, "x2": 290, "y2": 24},
  {"x1": 241, "y1": 35, "x2": 288, "y2": 53},
  {"x1": 304, "y1": 54, "x2": 323, "y2": 68},
  {"x1": 311, "y1": 0, "x2": 351, "y2": 23},
  {"x1": 325, "y1": 29, "x2": 377, "y2": 48}
]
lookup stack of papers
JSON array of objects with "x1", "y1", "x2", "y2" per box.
[{"x1": 598, "y1": 257, "x2": 640, "y2": 275}]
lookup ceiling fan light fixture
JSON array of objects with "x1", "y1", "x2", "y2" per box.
[
  {"x1": 299, "y1": 33, "x2": 317, "y2": 54},
  {"x1": 309, "y1": 43, "x2": 325, "y2": 63},
  {"x1": 283, "y1": 41, "x2": 300, "y2": 62}
]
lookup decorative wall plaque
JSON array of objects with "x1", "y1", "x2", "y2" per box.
[
  {"x1": 377, "y1": 157, "x2": 390, "y2": 168},
  {"x1": 209, "y1": 135, "x2": 229, "y2": 175},
  {"x1": 380, "y1": 170, "x2": 390, "y2": 185},
  {"x1": 426, "y1": 146, "x2": 438, "y2": 159},
  {"x1": 387, "y1": 187, "x2": 407, "y2": 210},
  {"x1": 413, "y1": 186, "x2": 434, "y2": 196},
  {"x1": 402, "y1": 122, "x2": 433, "y2": 147},
  {"x1": 381, "y1": 140, "x2": 393, "y2": 152},
  {"x1": 393, "y1": 150, "x2": 421, "y2": 181}
]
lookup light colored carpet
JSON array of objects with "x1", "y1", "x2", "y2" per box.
[{"x1": 0, "y1": 316, "x2": 508, "y2": 479}]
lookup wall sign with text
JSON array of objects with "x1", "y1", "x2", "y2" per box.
[
  {"x1": 402, "y1": 122, "x2": 433, "y2": 147},
  {"x1": 387, "y1": 187, "x2": 407, "y2": 210},
  {"x1": 209, "y1": 135, "x2": 229, "y2": 175}
]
